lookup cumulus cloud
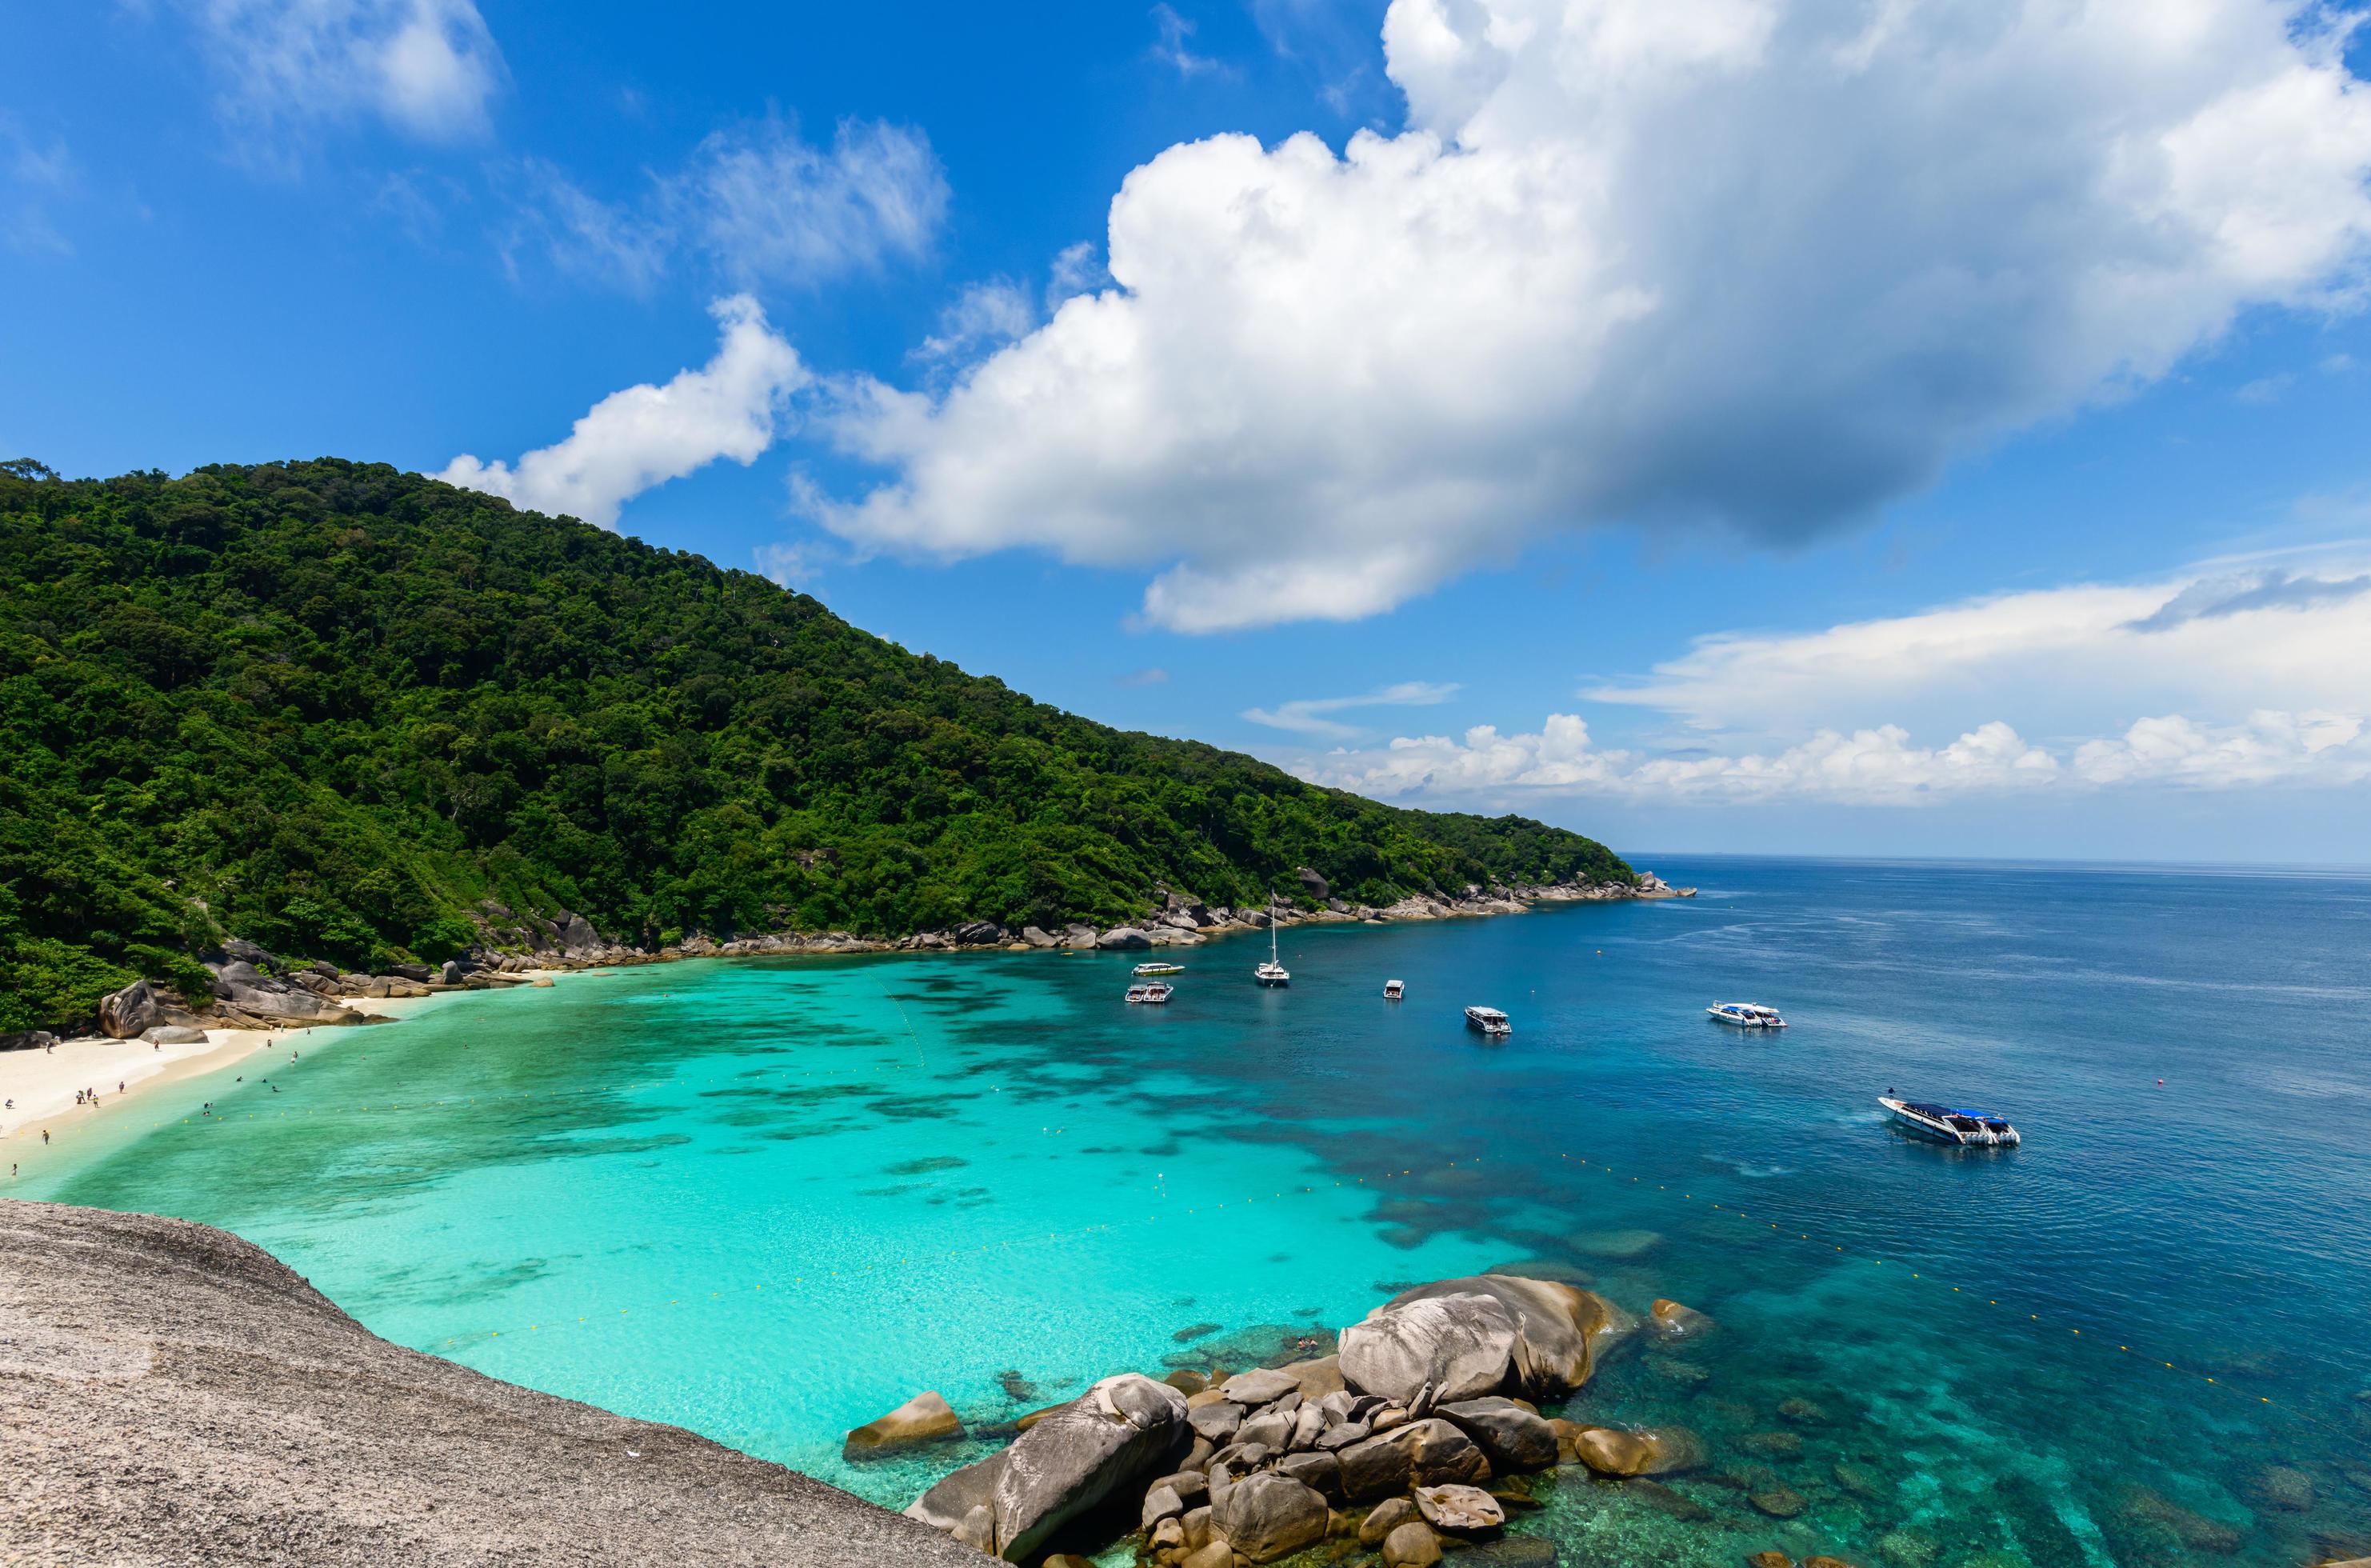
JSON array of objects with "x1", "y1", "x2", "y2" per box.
[
  {"x1": 438, "y1": 295, "x2": 807, "y2": 527},
  {"x1": 1243, "y1": 680, "x2": 1462, "y2": 739},
  {"x1": 508, "y1": 118, "x2": 948, "y2": 293},
  {"x1": 914, "y1": 281, "x2": 1037, "y2": 364},
  {"x1": 178, "y1": 0, "x2": 506, "y2": 159},
  {"x1": 2073, "y1": 710, "x2": 2369, "y2": 787},
  {"x1": 1310, "y1": 714, "x2": 2064, "y2": 804},
  {"x1": 813, "y1": 0, "x2": 2371, "y2": 631},
  {"x1": 1586, "y1": 562, "x2": 2371, "y2": 736}
]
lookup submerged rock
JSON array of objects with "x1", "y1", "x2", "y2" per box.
[
  {"x1": 1649, "y1": 1298, "x2": 1714, "y2": 1338},
  {"x1": 1413, "y1": 1482, "x2": 1505, "y2": 1532},
  {"x1": 1569, "y1": 1426, "x2": 1703, "y2": 1478},
  {"x1": 1748, "y1": 1487, "x2": 1806, "y2": 1518},
  {"x1": 1382, "y1": 1520, "x2": 1444, "y2": 1567}
]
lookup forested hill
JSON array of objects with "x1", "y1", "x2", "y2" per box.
[{"x1": 0, "y1": 458, "x2": 1631, "y2": 1032}]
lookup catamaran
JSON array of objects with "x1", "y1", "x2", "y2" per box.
[
  {"x1": 1125, "y1": 981, "x2": 1174, "y2": 1004},
  {"x1": 1707, "y1": 1002, "x2": 1787, "y2": 1028},
  {"x1": 1465, "y1": 1005, "x2": 1510, "y2": 1037},
  {"x1": 1254, "y1": 893, "x2": 1289, "y2": 986},
  {"x1": 1383, "y1": 978, "x2": 1405, "y2": 1000},
  {"x1": 1879, "y1": 1097, "x2": 2019, "y2": 1146},
  {"x1": 1133, "y1": 961, "x2": 1184, "y2": 976}
]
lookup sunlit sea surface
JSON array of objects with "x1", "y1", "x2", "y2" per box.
[{"x1": 29, "y1": 858, "x2": 2371, "y2": 1566}]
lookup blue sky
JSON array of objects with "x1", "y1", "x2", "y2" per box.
[{"x1": 6, "y1": 1, "x2": 2371, "y2": 864}]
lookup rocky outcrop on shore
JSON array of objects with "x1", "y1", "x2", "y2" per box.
[
  {"x1": 0, "y1": 1198, "x2": 989, "y2": 1567},
  {"x1": 17, "y1": 868, "x2": 1686, "y2": 1046},
  {"x1": 890, "y1": 1270, "x2": 1709, "y2": 1566}
]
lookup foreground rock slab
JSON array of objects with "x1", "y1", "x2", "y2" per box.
[{"x1": 0, "y1": 1198, "x2": 982, "y2": 1567}]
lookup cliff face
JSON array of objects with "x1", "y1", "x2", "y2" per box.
[{"x1": 0, "y1": 1198, "x2": 984, "y2": 1566}]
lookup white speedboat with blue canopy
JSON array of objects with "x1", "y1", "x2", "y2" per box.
[{"x1": 1881, "y1": 1097, "x2": 2019, "y2": 1146}]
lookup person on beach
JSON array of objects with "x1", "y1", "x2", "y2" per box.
[{"x1": 41, "y1": 1130, "x2": 49, "y2": 1144}]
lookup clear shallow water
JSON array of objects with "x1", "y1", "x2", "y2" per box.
[{"x1": 27, "y1": 858, "x2": 2371, "y2": 1566}]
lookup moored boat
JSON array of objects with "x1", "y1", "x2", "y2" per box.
[
  {"x1": 1464, "y1": 1005, "x2": 1510, "y2": 1037},
  {"x1": 1125, "y1": 981, "x2": 1174, "y2": 1004},
  {"x1": 1707, "y1": 1002, "x2": 1786, "y2": 1027},
  {"x1": 1133, "y1": 961, "x2": 1184, "y2": 976},
  {"x1": 1383, "y1": 978, "x2": 1405, "y2": 1000},
  {"x1": 1254, "y1": 892, "x2": 1290, "y2": 986},
  {"x1": 1880, "y1": 1096, "x2": 2019, "y2": 1146}
]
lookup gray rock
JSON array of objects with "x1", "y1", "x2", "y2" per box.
[
  {"x1": 952, "y1": 920, "x2": 1003, "y2": 946},
  {"x1": 1221, "y1": 1368, "x2": 1301, "y2": 1406},
  {"x1": 1020, "y1": 926, "x2": 1059, "y2": 948},
  {"x1": 1373, "y1": 1275, "x2": 1633, "y2": 1400},
  {"x1": 1146, "y1": 1470, "x2": 1209, "y2": 1507},
  {"x1": 1062, "y1": 923, "x2": 1098, "y2": 948},
  {"x1": 142, "y1": 1026, "x2": 211, "y2": 1046},
  {"x1": 1436, "y1": 1398, "x2": 1558, "y2": 1472},
  {"x1": 1295, "y1": 866, "x2": 1329, "y2": 900},
  {"x1": 955, "y1": 1372, "x2": 1189, "y2": 1561},
  {"x1": 1237, "y1": 1409, "x2": 1293, "y2": 1450},
  {"x1": 1289, "y1": 1403, "x2": 1325, "y2": 1450},
  {"x1": 1142, "y1": 1483, "x2": 1186, "y2": 1529},
  {"x1": 1315, "y1": 1420, "x2": 1369, "y2": 1451},
  {"x1": 1209, "y1": 1472, "x2": 1329, "y2": 1563},
  {"x1": 1188, "y1": 1401, "x2": 1242, "y2": 1444},
  {"x1": 1382, "y1": 1519, "x2": 1443, "y2": 1567},
  {"x1": 1, "y1": 1030, "x2": 60, "y2": 1052},
  {"x1": 98, "y1": 979, "x2": 201, "y2": 1039},
  {"x1": 1274, "y1": 1449, "x2": 1341, "y2": 1500},
  {"x1": 1360, "y1": 1494, "x2": 1417, "y2": 1544},
  {"x1": 1338, "y1": 1418, "x2": 1489, "y2": 1502},
  {"x1": 1096, "y1": 926, "x2": 1154, "y2": 950},
  {"x1": 906, "y1": 1448, "x2": 1009, "y2": 1533},
  {"x1": 843, "y1": 1390, "x2": 963, "y2": 1461},
  {"x1": 556, "y1": 912, "x2": 601, "y2": 955},
  {"x1": 1339, "y1": 1292, "x2": 1517, "y2": 1405},
  {"x1": 1413, "y1": 1482, "x2": 1504, "y2": 1532}
]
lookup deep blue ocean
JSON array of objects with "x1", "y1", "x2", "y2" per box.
[{"x1": 27, "y1": 858, "x2": 2371, "y2": 1566}]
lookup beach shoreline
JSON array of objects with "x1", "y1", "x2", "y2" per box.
[{"x1": 0, "y1": 988, "x2": 467, "y2": 1170}]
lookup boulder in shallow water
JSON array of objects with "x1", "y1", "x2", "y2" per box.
[
  {"x1": 1414, "y1": 1482, "x2": 1505, "y2": 1532},
  {"x1": 1382, "y1": 1520, "x2": 1443, "y2": 1567},
  {"x1": 909, "y1": 1373, "x2": 1188, "y2": 1561},
  {"x1": 1649, "y1": 1298, "x2": 1714, "y2": 1338},
  {"x1": 1437, "y1": 1398, "x2": 1558, "y2": 1473},
  {"x1": 1747, "y1": 1554, "x2": 1798, "y2": 1568},
  {"x1": 1358, "y1": 1275, "x2": 1631, "y2": 1401},
  {"x1": 1749, "y1": 1488, "x2": 1806, "y2": 1518},
  {"x1": 143, "y1": 1026, "x2": 211, "y2": 1046},
  {"x1": 1569, "y1": 1426, "x2": 1702, "y2": 1478},
  {"x1": 1097, "y1": 926, "x2": 1154, "y2": 950},
  {"x1": 844, "y1": 1390, "x2": 963, "y2": 1460},
  {"x1": 1338, "y1": 1418, "x2": 1489, "y2": 1502},
  {"x1": 1340, "y1": 1292, "x2": 1516, "y2": 1405},
  {"x1": 1212, "y1": 1471, "x2": 1329, "y2": 1562}
]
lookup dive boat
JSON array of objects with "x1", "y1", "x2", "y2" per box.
[
  {"x1": 1254, "y1": 893, "x2": 1290, "y2": 986},
  {"x1": 1464, "y1": 1005, "x2": 1511, "y2": 1037},
  {"x1": 1383, "y1": 978, "x2": 1405, "y2": 1000},
  {"x1": 1707, "y1": 1002, "x2": 1787, "y2": 1028},
  {"x1": 1125, "y1": 981, "x2": 1174, "y2": 1004},
  {"x1": 1133, "y1": 961, "x2": 1184, "y2": 976},
  {"x1": 1880, "y1": 1097, "x2": 2019, "y2": 1146}
]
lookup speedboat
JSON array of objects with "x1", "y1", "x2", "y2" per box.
[
  {"x1": 1880, "y1": 1097, "x2": 2019, "y2": 1146},
  {"x1": 1465, "y1": 1006, "x2": 1511, "y2": 1037},
  {"x1": 1383, "y1": 978, "x2": 1405, "y2": 1000},
  {"x1": 1133, "y1": 961, "x2": 1184, "y2": 976},
  {"x1": 1254, "y1": 893, "x2": 1289, "y2": 986},
  {"x1": 1708, "y1": 1002, "x2": 1786, "y2": 1028},
  {"x1": 1126, "y1": 981, "x2": 1174, "y2": 1004}
]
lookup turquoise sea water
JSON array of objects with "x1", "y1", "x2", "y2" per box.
[{"x1": 23, "y1": 858, "x2": 2371, "y2": 1566}]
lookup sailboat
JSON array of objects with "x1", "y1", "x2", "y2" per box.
[{"x1": 1254, "y1": 891, "x2": 1290, "y2": 986}]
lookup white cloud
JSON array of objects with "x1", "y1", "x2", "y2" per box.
[
  {"x1": 506, "y1": 118, "x2": 948, "y2": 294},
  {"x1": 915, "y1": 280, "x2": 1037, "y2": 363},
  {"x1": 1242, "y1": 679, "x2": 1461, "y2": 739},
  {"x1": 676, "y1": 118, "x2": 948, "y2": 287},
  {"x1": 0, "y1": 113, "x2": 76, "y2": 257},
  {"x1": 438, "y1": 295, "x2": 807, "y2": 527},
  {"x1": 1150, "y1": 4, "x2": 1226, "y2": 78},
  {"x1": 2073, "y1": 710, "x2": 2369, "y2": 787},
  {"x1": 814, "y1": 0, "x2": 2371, "y2": 631},
  {"x1": 754, "y1": 540, "x2": 829, "y2": 588},
  {"x1": 1309, "y1": 714, "x2": 2062, "y2": 804},
  {"x1": 179, "y1": 0, "x2": 506, "y2": 158},
  {"x1": 1585, "y1": 560, "x2": 2371, "y2": 737}
]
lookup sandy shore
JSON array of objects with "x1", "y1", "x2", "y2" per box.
[{"x1": 0, "y1": 986, "x2": 473, "y2": 1170}]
